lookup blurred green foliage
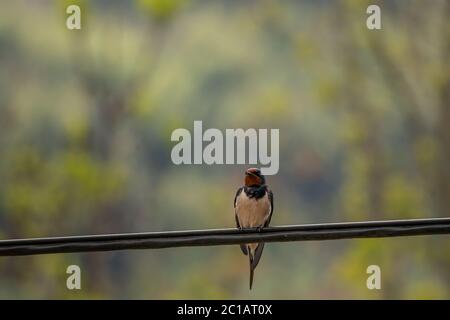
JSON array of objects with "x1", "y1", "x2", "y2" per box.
[
  {"x1": 0, "y1": 0, "x2": 449, "y2": 299},
  {"x1": 138, "y1": 0, "x2": 185, "y2": 21}
]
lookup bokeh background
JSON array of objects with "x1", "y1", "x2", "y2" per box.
[{"x1": 0, "y1": 0, "x2": 449, "y2": 299}]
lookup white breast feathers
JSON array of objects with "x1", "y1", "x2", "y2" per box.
[{"x1": 235, "y1": 191, "x2": 271, "y2": 229}]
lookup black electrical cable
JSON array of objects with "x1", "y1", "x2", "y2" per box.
[{"x1": 0, "y1": 217, "x2": 449, "y2": 256}]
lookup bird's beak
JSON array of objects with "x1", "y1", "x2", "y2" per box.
[{"x1": 246, "y1": 171, "x2": 257, "y2": 177}]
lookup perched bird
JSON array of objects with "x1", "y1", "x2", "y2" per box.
[{"x1": 234, "y1": 168, "x2": 274, "y2": 290}]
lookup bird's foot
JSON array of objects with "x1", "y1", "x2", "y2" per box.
[{"x1": 256, "y1": 226, "x2": 263, "y2": 232}]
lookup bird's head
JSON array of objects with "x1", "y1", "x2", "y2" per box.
[{"x1": 244, "y1": 168, "x2": 265, "y2": 187}]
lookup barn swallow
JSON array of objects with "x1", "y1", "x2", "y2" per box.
[{"x1": 234, "y1": 168, "x2": 274, "y2": 290}]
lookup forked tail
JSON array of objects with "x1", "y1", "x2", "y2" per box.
[
  {"x1": 248, "y1": 242, "x2": 265, "y2": 290},
  {"x1": 248, "y1": 248, "x2": 254, "y2": 290}
]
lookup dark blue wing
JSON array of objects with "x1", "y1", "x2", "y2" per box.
[
  {"x1": 264, "y1": 189, "x2": 274, "y2": 227},
  {"x1": 234, "y1": 187, "x2": 248, "y2": 255}
]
